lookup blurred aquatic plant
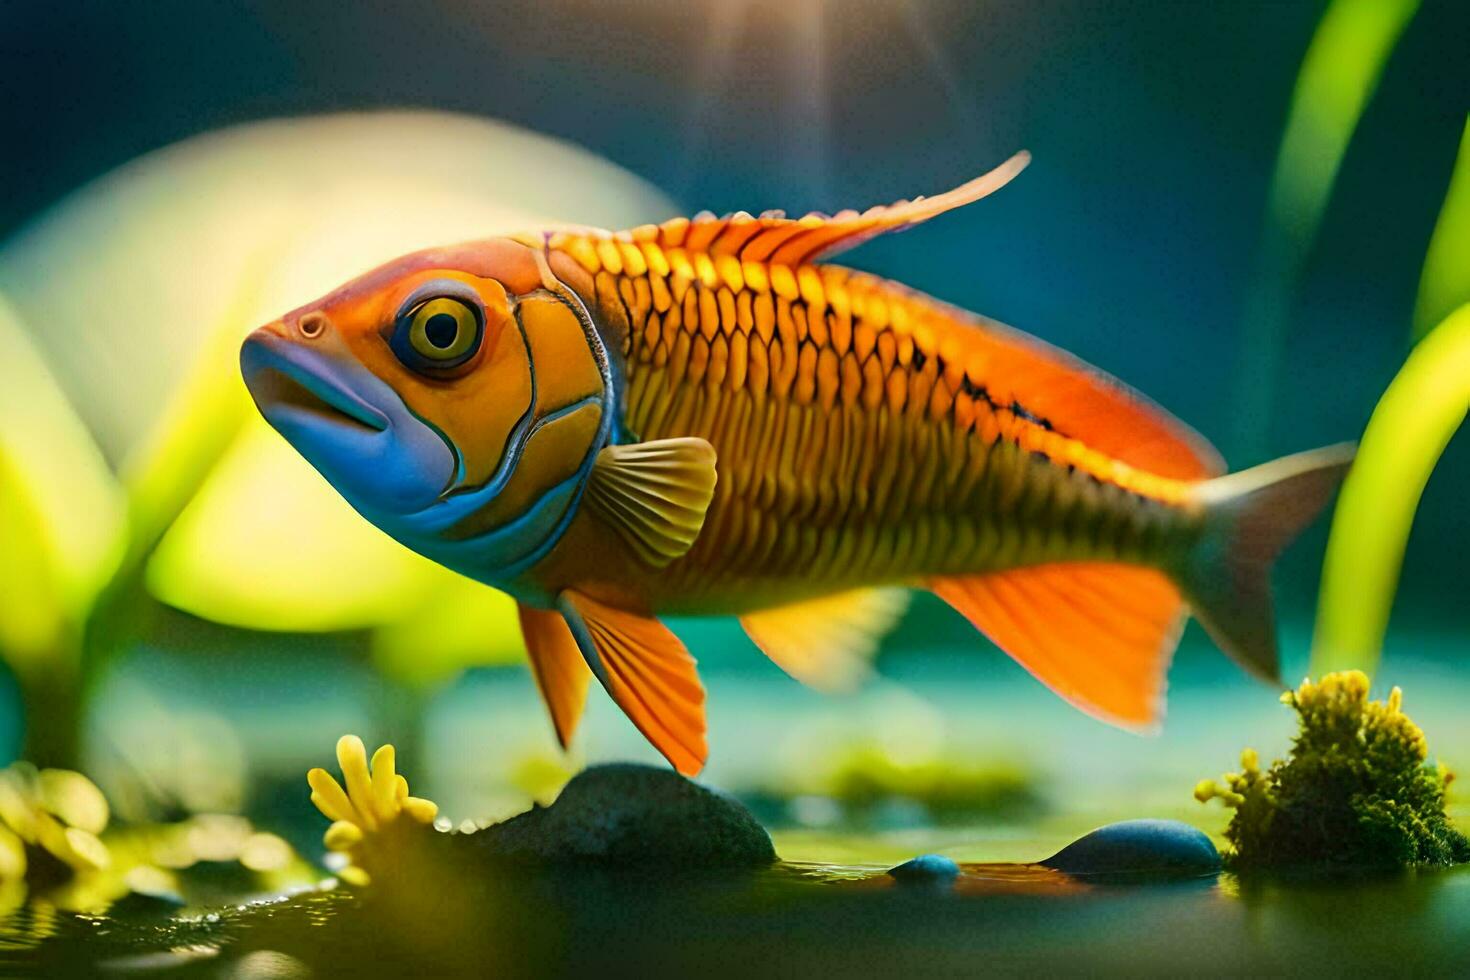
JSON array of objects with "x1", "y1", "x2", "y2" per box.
[
  {"x1": 0, "y1": 762, "x2": 117, "y2": 914},
  {"x1": 1196, "y1": 671, "x2": 1468, "y2": 871},
  {"x1": 101, "y1": 812, "x2": 314, "y2": 906},
  {"x1": 819, "y1": 745, "x2": 1043, "y2": 827},
  {"x1": 90, "y1": 685, "x2": 250, "y2": 823},
  {"x1": 1235, "y1": 0, "x2": 1419, "y2": 459},
  {"x1": 0, "y1": 298, "x2": 126, "y2": 767},
  {"x1": 1310, "y1": 303, "x2": 1470, "y2": 676},
  {"x1": 0, "y1": 763, "x2": 111, "y2": 883},
  {"x1": 1413, "y1": 117, "x2": 1470, "y2": 339},
  {"x1": 0, "y1": 756, "x2": 314, "y2": 917},
  {"x1": 0, "y1": 111, "x2": 674, "y2": 775}
]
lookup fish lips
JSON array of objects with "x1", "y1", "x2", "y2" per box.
[
  {"x1": 240, "y1": 329, "x2": 455, "y2": 514},
  {"x1": 241, "y1": 331, "x2": 388, "y2": 434}
]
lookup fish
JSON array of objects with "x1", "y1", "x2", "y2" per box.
[{"x1": 240, "y1": 151, "x2": 1354, "y2": 776}]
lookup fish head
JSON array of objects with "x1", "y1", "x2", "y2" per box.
[{"x1": 240, "y1": 238, "x2": 609, "y2": 556}]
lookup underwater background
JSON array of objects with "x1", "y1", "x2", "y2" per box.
[{"x1": 0, "y1": 1, "x2": 1469, "y2": 973}]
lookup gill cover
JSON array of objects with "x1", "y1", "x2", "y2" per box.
[{"x1": 393, "y1": 269, "x2": 616, "y2": 583}]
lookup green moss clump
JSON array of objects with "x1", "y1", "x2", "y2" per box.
[{"x1": 1196, "y1": 671, "x2": 1470, "y2": 871}]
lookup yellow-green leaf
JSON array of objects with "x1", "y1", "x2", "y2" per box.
[
  {"x1": 1311, "y1": 303, "x2": 1470, "y2": 675},
  {"x1": 146, "y1": 417, "x2": 446, "y2": 632},
  {"x1": 1235, "y1": 0, "x2": 1420, "y2": 459},
  {"x1": 0, "y1": 444, "x2": 63, "y2": 660},
  {"x1": 0, "y1": 295, "x2": 124, "y2": 621},
  {"x1": 371, "y1": 576, "x2": 527, "y2": 687},
  {"x1": 1413, "y1": 116, "x2": 1470, "y2": 339}
]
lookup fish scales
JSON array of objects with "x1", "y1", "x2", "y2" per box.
[{"x1": 567, "y1": 241, "x2": 1197, "y2": 610}]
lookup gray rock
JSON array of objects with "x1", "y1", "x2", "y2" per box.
[
  {"x1": 1042, "y1": 819, "x2": 1221, "y2": 878},
  {"x1": 888, "y1": 853, "x2": 961, "y2": 885},
  {"x1": 473, "y1": 763, "x2": 776, "y2": 868}
]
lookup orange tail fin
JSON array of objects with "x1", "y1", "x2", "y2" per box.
[{"x1": 930, "y1": 444, "x2": 1354, "y2": 728}]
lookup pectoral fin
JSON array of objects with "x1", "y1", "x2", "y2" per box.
[
  {"x1": 517, "y1": 603, "x2": 592, "y2": 749},
  {"x1": 741, "y1": 588, "x2": 910, "y2": 692},
  {"x1": 584, "y1": 437, "x2": 718, "y2": 568},
  {"x1": 557, "y1": 589, "x2": 708, "y2": 776},
  {"x1": 929, "y1": 563, "x2": 1186, "y2": 730}
]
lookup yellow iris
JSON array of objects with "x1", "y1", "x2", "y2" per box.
[{"x1": 407, "y1": 297, "x2": 479, "y2": 363}]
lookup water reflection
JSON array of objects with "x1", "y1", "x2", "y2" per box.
[{"x1": 0, "y1": 858, "x2": 1464, "y2": 976}]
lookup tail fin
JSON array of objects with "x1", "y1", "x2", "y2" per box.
[{"x1": 1181, "y1": 443, "x2": 1356, "y2": 682}]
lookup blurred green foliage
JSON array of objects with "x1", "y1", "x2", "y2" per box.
[
  {"x1": 1312, "y1": 303, "x2": 1470, "y2": 676},
  {"x1": 821, "y1": 744, "x2": 1044, "y2": 826},
  {"x1": 1235, "y1": 0, "x2": 1420, "y2": 459},
  {"x1": 1265, "y1": 0, "x2": 1420, "y2": 251},
  {"x1": 1413, "y1": 118, "x2": 1470, "y2": 339},
  {"x1": 0, "y1": 446, "x2": 60, "y2": 662}
]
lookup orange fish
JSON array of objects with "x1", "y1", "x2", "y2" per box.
[{"x1": 240, "y1": 152, "x2": 1353, "y2": 775}]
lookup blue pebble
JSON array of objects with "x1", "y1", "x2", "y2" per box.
[
  {"x1": 1042, "y1": 819, "x2": 1221, "y2": 878},
  {"x1": 888, "y1": 853, "x2": 961, "y2": 883}
]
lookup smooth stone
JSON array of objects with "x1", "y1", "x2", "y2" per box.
[
  {"x1": 888, "y1": 853, "x2": 961, "y2": 883},
  {"x1": 475, "y1": 763, "x2": 776, "y2": 868},
  {"x1": 1042, "y1": 819, "x2": 1221, "y2": 878}
]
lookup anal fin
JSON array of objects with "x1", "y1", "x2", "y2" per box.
[
  {"x1": 741, "y1": 588, "x2": 910, "y2": 692},
  {"x1": 929, "y1": 563, "x2": 1186, "y2": 729},
  {"x1": 517, "y1": 603, "x2": 593, "y2": 749},
  {"x1": 558, "y1": 590, "x2": 708, "y2": 776}
]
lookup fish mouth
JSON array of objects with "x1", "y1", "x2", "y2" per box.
[{"x1": 240, "y1": 332, "x2": 388, "y2": 434}]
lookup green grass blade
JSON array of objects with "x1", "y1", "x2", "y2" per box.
[
  {"x1": 1234, "y1": 0, "x2": 1420, "y2": 461},
  {"x1": 1413, "y1": 116, "x2": 1470, "y2": 340},
  {"x1": 1311, "y1": 302, "x2": 1470, "y2": 676}
]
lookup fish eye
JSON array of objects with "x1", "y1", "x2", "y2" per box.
[{"x1": 391, "y1": 296, "x2": 484, "y2": 374}]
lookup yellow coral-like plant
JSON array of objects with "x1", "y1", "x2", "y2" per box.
[
  {"x1": 308, "y1": 735, "x2": 439, "y2": 886},
  {"x1": 1195, "y1": 747, "x2": 1274, "y2": 812}
]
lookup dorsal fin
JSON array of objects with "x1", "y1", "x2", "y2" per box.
[
  {"x1": 952, "y1": 313, "x2": 1226, "y2": 480},
  {"x1": 741, "y1": 588, "x2": 910, "y2": 692},
  {"x1": 647, "y1": 151, "x2": 1030, "y2": 268}
]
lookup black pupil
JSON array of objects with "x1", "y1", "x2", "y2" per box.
[{"x1": 424, "y1": 312, "x2": 460, "y2": 349}]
